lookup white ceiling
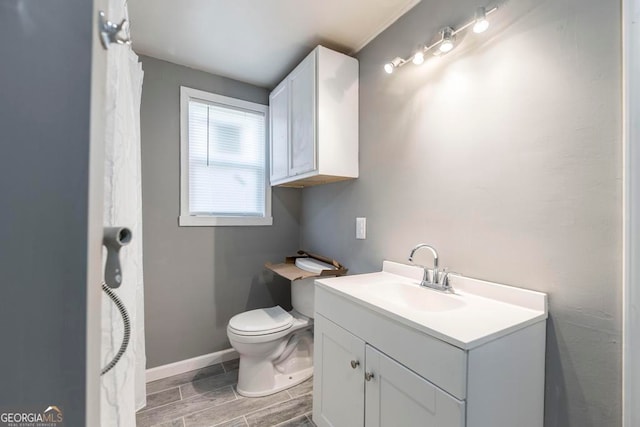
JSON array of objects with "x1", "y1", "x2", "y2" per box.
[{"x1": 128, "y1": 0, "x2": 420, "y2": 88}]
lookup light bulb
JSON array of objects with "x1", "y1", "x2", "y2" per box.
[
  {"x1": 384, "y1": 62, "x2": 395, "y2": 74},
  {"x1": 439, "y1": 40, "x2": 454, "y2": 53},
  {"x1": 412, "y1": 51, "x2": 424, "y2": 65},
  {"x1": 384, "y1": 57, "x2": 403, "y2": 74},
  {"x1": 473, "y1": 7, "x2": 490, "y2": 33},
  {"x1": 439, "y1": 27, "x2": 455, "y2": 53},
  {"x1": 473, "y1": 19, "x2": 489, "y2": 33}
]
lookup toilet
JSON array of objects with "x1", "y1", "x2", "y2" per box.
[{"x1": 227, "y1": 257, "x2": 336, "y2": 397}]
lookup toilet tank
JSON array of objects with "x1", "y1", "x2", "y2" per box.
[
  {"x1": 291, "y1": 276, "x2": 316, "y2": 318},
  {"x1": 291, "y1": 258, "x2": 337, "y2": 318}
]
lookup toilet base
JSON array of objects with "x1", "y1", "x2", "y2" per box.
[
  {"x1": 236, "y1": 365, "x2": 313, "y2": 397},
  {"x1": 234, "y1": 327, "x2": 314, "y2": 398}
]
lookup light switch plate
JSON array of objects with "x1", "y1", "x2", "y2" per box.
[{"x1": 356, "y1": 217, "x2": 366, "y2": 239}]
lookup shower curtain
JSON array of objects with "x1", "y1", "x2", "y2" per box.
[{"x1": 101, "y1": 0, "x2": 146, "y2": 424}]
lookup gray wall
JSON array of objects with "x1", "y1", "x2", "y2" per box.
[
  {"x1": 301, "y1": 0, "x2": 622, "y2": 426},
  {"x1": 139, "y1": 56, "x2": 301, "y2": 368},
  {"x1": 0, "y1": 1, "x2": 97, "y2": 425}
]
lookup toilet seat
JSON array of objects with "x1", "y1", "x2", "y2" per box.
[
  {"x1": 228, "y1": 306, "x2": 293, "y2": 336},
  {"x1": 228, "y1": 310, "x2": 312, "y2": 344},
  {"x1": 294, "y1": 257, "x2": 336, "y2": 274}
]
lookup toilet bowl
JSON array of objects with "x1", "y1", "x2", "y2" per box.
[{"x1": 227, "y1": 257, "x2": 336, "y2": 397}]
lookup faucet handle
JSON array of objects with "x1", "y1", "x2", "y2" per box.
[{"x1": 440, "y1": 268, "x2": 461, "y2": 291}]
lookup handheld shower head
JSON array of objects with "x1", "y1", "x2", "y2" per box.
[{"x1": 103, "y1": 227, "x2": 132, "y2": 288}]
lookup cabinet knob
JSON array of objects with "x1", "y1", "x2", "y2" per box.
[
  {"x1": 365, "y1": 372, "x2": 375, "y2": 381},
  {"x1": 350, "y1": 360, "x2": 360, "y2": 369}
]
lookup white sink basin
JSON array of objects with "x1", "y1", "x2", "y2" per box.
[
  {"x1": 315, "y1": 261, "x2": 548, "y2": 349},
  {"x1": 368, "y1": 281, "x2": 466, "y2": 312}
]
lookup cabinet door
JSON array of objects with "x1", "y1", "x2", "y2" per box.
[
  {"x1": 269, "y1": 80, "x2": 289, "y2": 182},
  {"x1": 365, "y1": 346, "x2": 465, "y2": 427},
  {"x1": 288, "y1": 51, "x2": 316, "y2": 176},
  {"x1": 313, "y1": 315, "x2": 365, "y2": 427}
]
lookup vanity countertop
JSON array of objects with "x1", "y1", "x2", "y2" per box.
[{"x1": 315, "y1": 261, "x2": 548, "y2": 350}]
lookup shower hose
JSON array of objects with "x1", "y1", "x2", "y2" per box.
[{"x1": 100, "y1": 282, "x2": 131, "y2": 376}]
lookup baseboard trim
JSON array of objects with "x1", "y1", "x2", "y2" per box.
[{"x1": 146, "y1": 348, "x2": 239, "y2": 383}]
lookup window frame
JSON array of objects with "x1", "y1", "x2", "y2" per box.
[{"x1": 179, "y1": 86, "x2": 272, "y2": 227}]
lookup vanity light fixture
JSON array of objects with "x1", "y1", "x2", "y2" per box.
[
  {"x1": 383, "y1": 4, "x2": 498, "y2": 74},
  {"x1": 438, "y1": 27, "x2": 455, "y2": 53},
  {"x1": 473, "y1": 7, "x2": 490, "y2": 33},
  {"x1": 412, "y1": 50, "x2": 425, "y2": 65},
  {"x1": 384, "y1": 57, "x2": 405, "y2": 74}
]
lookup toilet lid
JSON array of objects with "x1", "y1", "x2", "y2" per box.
[
  {"x1": 228, "y1": 306, "x2": 294, "y2": 335},
  {"x1": 295, "y1": 257, "x2": 337, "y2": 274}
]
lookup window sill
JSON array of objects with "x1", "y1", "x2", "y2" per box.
[{"x1": 179, "y1": 215, "x2": 273, "y2": 227}]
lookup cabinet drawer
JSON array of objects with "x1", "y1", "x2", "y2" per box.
[{"x1": 316, "y1": 286, "x2": 468, "y2": 400}]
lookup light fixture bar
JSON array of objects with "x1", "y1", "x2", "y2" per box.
[
  {"x1": 384, "y1": 4, "x2": 498, "y2": 73},
  {"x1": 410, "y1": 38, "x2": 445, "y2": 64}
]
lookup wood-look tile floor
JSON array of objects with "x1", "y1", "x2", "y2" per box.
[{"x1": 136, "y1": 359, "x2": 315, "y2": 427}]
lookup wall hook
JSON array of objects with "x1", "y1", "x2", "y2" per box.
[{"x1": 98, "y1": 11, "x2": 132, "y2": 50}]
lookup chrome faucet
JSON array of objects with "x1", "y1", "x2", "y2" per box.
[
  {"x1": 408, "y1": 244, "x2": 451, "y2": 292},
  {"x1": 408, "y1": 244, "x2": 439, "y2": 285}
]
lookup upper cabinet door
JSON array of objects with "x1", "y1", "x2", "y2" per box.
[
  {"x1": 288, "y1": 51, "x2": 317, "y2": 176},
  {"x1": 269, "y1": 80, "x2": 289, "y2": 182},
  {"x1": 365, "y1": 345, "x2": 465, "y2": 427}
]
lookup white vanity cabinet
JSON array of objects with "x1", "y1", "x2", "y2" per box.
[
  {"x1": 313, "y1": 261, "x2": 548, "y2": 427},
  {"x1": 314, "y1": 314, "x2": 465, "y2": 427},
  {"x1": 269, "y1": 45, "x2": 358, "y2": 187}
]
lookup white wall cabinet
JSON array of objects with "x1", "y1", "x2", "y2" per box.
[{"x1": 269, "y1": 46, "x2": 358, "y2": 187}]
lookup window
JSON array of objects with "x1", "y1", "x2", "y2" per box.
[{"x1": 180, "y1": 87, "x2": 272, "y2": 226}]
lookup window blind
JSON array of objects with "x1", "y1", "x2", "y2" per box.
[{"x1": 187, "y1": 99, "x2": 266, "y2": 217}]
